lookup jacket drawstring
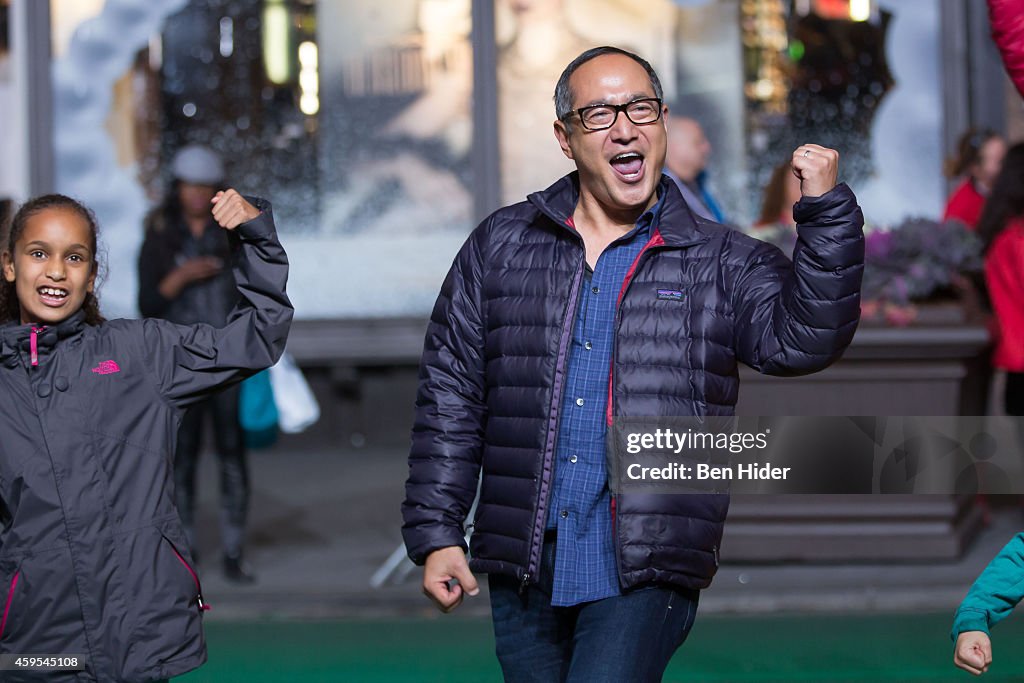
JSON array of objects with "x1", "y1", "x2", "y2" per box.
[{"x1": 30, "y1": 327, "x2": 45, "y2": 367}]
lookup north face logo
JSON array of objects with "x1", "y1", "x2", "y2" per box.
[{"x1": 92, "y1": 360, "x2": 121, "y2": 375}]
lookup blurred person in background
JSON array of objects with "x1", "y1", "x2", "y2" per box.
[
  {"x1": 754, "y1": 160, "x2": 803, "y2": 228},
  {"x1": 137, "y1": 144, "x2": 256, "y2": 584},
  {"x1": 943, "y1": 128, "x2": 1006, "y2": 230},
  {"x1": 977, "y1": 142, "x2": 1024, "y2": 437},
  {"x1": 663, "y1": 115, "x2": 727, "y2": 224}
]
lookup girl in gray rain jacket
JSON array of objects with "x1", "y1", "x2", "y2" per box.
[{"x1": 0, "y1": 190, "x2": 292, "y2": 682}]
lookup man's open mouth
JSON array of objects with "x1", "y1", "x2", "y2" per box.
[
  {"x1": 38, "y1": 286, "x2": 69, "y2": 306},
  {"x1": 610, "y1": 152, "x2": 645, "y2": 180}
]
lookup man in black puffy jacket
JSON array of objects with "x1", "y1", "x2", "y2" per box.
[{"x1": 402, "y1": 46, "x2": 864, "y2": 682}]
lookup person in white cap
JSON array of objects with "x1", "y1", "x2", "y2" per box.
[{"x1": 137, "y1": 144, "x2": 257, "y2": 584}]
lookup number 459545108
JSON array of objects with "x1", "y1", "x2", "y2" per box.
[{"x1": 1, "y1": 655, "x2": 85, "y2": 670}]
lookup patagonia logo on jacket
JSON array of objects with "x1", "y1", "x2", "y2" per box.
[
  {"x1": 656, "y1": 289, "x2": 684, "y2": 301},
  {"x1": 91, "y1": 360, "x2": 121, "y2": 375}
]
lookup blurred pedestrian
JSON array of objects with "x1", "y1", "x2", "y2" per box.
[
  {"x1": 664, "y1": 115, "x2": 727, "y2": 223},
  {"x1": 137, "y1": 144, "x2": 257, "y2": 583},
  {"x1": 978, "y1": 142, "x2": 1024, "y2": 432},
  {"x1": 943, "y1": 128, "x2": 1006, "y2": 230},
  {"x1": 755, "y1": 160, "x2": 803, "y2": 228}
]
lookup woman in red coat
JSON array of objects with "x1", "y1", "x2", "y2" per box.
[
  {"x1": 943, "y1": 128, "x2": 1006, "y2": 230},
  {"x1": 978, "y1": 143, "x2": 1024, "y2": 419}
]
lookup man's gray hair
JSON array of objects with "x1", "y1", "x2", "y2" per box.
[{"x1": 554, "y1": 46, "x2": 664, "y2": 127}]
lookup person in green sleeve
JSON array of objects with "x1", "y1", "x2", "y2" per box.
[{"x1": 952, "y1": 532, "x2": 1024, "y2": 675}]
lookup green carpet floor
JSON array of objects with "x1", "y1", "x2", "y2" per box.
[{"x1": 174, "y1": 612, "x2": 1024, "y2": 682}]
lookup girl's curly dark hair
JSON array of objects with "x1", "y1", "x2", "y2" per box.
[{"x1": 0, "y1": 194, "x2": 105, "y2": 326}]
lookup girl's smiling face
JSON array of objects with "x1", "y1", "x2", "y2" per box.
[{"x1": 2, "y1": 207, "x2": 96, "y2": 325}]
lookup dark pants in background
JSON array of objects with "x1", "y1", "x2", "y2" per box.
[
  {"x1": 174, "y1": 384, "x2": 249, "y2": 559},
  {"x1": 1006, "y1": 372, "x2": 1024, "y2": 416},
  {"x1": 489, "y1": 538, "x2": 699, "y2": 683},
  {"x1": 1008, "y1": 372, "x2": 1024, "y2": 455}
]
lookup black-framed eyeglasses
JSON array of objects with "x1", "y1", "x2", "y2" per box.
[{"x1": 568, "y1": 98, "x2": 664, "y2": 131}]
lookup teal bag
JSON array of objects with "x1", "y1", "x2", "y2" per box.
[{"x1": 239, "y1": 370, "x2": 279, "y2": 448}]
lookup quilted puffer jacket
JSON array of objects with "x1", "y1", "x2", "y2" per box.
[{"x1": 403, "y1": 173, "x2": 864, "y2": 591}]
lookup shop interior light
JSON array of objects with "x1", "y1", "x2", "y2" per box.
[
  {"x1": 849, "y1": 0, "x2": 871, "y2": 22},
  {"x1": 300, "y1": 93, "x2": 319, "y2": 115},
  {"x1": 298, "y1": 40, "x2": 318, "y2": 68},
  {"x1": 262, "y1": 0, "x2": 290, "y2": 84},
  {"x1": 298, "y1": 40, "x2": 319, "y2": 115},
  {"x1": 219, "y1": 16, "x2": 234, "y2": 58}
]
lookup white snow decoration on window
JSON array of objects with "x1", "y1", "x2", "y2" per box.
[{"x1": 52, "y1": 0, "x2": 188, "y2": 317}]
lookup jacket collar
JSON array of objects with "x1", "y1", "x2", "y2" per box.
[
  {"x1": 527, "y1": 171, "x2": 711, "y2": 248},
  {"x1": 0, "y1": 309, "x2": 88, "y2": 362}
]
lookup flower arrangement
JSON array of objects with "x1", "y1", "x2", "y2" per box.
[{"x1": 748, "y1": 217, "x2": 984, "y2": 326}]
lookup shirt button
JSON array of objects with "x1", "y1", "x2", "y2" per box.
[
  {"x1": 584, "y1": 341, "x2": 593, "y2": 350},
  {"x1": 37, "y1": 383, "x2": 52, "y2": 398},
  {"x1": 569, "y1": 455, "x2": 578, "y2": 464},
  {"x1": 55, "y1": 377, "x2": 69, "y2": 392},
  {"x1": 575, "y1": 397, "x2": 584, "y2": 407},
  {"x1": 592, "y1": 286, "x2": 600, "y2": 294},
  {"x1": 560, "y1": 510, "x2": 569, "y2": 519}
]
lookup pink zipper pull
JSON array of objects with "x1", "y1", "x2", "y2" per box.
[
  {"x1": 0, "y1": 569, "x2": 19, "y2": 638},
  {"x1": 169, "y1": 543, "x2": 212, "y2": 612},
  {"x1": 30, "y1": 327, "x2": 45, "y2": 367}
]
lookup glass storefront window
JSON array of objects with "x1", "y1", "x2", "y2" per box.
[
  {"x1": 127, "y1": 0, "x2": 476, "y2": 318},
  {"x1": 304, "y1": 0, "x2": 474, "y2": 316},
  {"x1": 50, "y1": 0, "x2": 943, "y2": 319},
  {"x1": 153, "y1": 0, "x2": 476, "y2": 236}
]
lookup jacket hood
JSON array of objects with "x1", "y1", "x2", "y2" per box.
[{"x1": 526, "y1": 171, "x2": 712, "y2": 248}]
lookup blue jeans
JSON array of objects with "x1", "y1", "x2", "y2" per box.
[{"x1": 489, "y1": 539, "x2": 699, "y2": 683}]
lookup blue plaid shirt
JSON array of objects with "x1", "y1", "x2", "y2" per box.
[{"x1": 545, "y1": 193, "x2": 664, "y2": 607}]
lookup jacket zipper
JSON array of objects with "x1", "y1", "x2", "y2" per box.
[
  {"x1": 169, "y1": 545, "x2": 211, "y2": 612},
  {"x1": 0, "y1": 570, "x2": 20, "y2": 639},
  {"x1": 30, "y1": 327, "x2": 46, "y2": 367},
  {"x1": 607, "y1": 232, "x2": 667, "y2": 584},
  {"x1": 522, "y1": 245, "x2": 586, "y2": 592}
]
